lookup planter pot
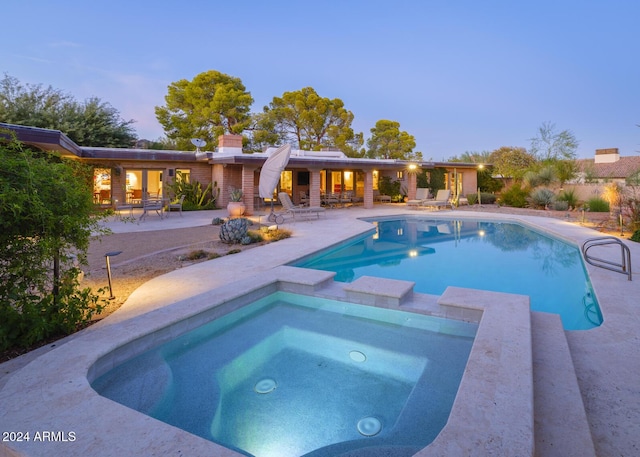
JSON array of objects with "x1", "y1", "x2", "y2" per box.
[{"x1": 227, "y1": 201, "x2": 246, "y2": 217}]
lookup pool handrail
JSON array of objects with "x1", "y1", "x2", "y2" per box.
[{"x1": 581, "y1": 236, "x2": 632, "y2": 281}]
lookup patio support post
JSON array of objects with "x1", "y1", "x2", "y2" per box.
[
  {"x1": 308, "y1": 168, "x2": 322, "y2": 208},
  {"x1": 363, "y1": 169, "x2": 374, "y2": 209},
  {"x1": 407, "y1": 170, "x2": 417, "y2": 200},
  {"x1": 241, "y1": 165, "x2": 257, "y2": 215}
]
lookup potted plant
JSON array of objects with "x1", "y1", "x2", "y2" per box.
[{"x1": 227, "y1": 187, "x2": 245, "y2": 217}]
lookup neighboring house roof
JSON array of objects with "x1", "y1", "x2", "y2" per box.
[{"x1": 576, "y1": 157, "x2": 640, "y2": 180}]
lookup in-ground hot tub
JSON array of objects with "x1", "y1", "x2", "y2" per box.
[{"x1": 91, "y1": 291, "x2": 477, "y2": 457}]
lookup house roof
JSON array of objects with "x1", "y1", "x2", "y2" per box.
[
  {"x1": 0, "y1": 123, "x2": 83, "y2": 157},
  {"x1": 1, "y1": 122, "x2": 482, "y2": 171},
  {"x1": 576, "y1": 156, "x2": 640, "y2": 179}
]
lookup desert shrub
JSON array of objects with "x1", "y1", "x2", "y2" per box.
[
  {"x1": 261, "y1": 227, "x2": 292, "y2": 242},
  {"x1": 528, "y1": 188, "x2": 556, "y2": 209},
  {"x1": 587, "y1": 197, "x2": 610, "y2": 212},
  {"x1": 219, "y1": 218, "x2": 251, "y2": 244},
  {"x1": 466, "y1": 192, "x2": 496, "y2": 205},
  {"x1": 499, "y1": 184, "x2": 529, "y2": 208},
  {"x1": 181, "y1": 250, "x2": 220, "y2": 261},
  {"x1": 378, "y1": 176, "x2": 401, "y2": 198},
  {"x1": 557, "y1": 188, "x2": 579, "y2": 209},
  {"x1": 553, "y1": 201, "x2": 569, "y2": 211},
  {"x1": 479, "y1": 192, "x2": 496, "y2": 204},
  {"x1": 166, "y1": 174, "x2": 219, "y2": 210}
]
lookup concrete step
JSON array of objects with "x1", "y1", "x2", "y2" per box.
[{"x1": 531, "y1": 312, "x2": 596, "y2": 457}]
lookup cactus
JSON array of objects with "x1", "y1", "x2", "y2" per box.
[{"x1": 219, "y1": 218, "x2": 250, "y2": 244}]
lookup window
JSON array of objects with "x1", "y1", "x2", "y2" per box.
[{"x1": 176, "y1": 169, "x2": 191, "y2": 183}]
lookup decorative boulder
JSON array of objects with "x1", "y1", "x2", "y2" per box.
[{"x1": 219, "y1": 218, "x2": 250, "y2": 244}]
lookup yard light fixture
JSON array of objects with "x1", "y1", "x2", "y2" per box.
[{"x1": 105, "y1": 251, "x2": 122, "y2": 300}]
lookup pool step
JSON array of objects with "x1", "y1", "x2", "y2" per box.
[{"x1": 531, "y1": 312, "x2": 596, "y2": 457}]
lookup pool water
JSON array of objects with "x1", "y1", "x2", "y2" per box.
[
  {"x1": 292, "y1": 218, "x2": 602, "y2": 330},
  {"x1": 91, "y1": 292, "x2": 476, "y2": 457}
]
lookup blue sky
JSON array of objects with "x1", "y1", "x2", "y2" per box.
[{"x1": 3, "y1": 0, "x2": 638, "y2": 159}]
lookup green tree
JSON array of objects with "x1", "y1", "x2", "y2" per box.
[
  {"x1": 366, "y1": 119, "x2": 418, "y2": 160},
  {"x1": 529, "y1": 121, "x2": 578, "y2": 161},
  {"x1": 256, "y1": 87, "x2": 363, "y2": 155},
  {"x1": 155, "y1": 70, "x2": 253, "y2": 150},
  {"x1": 0, "y1": 73, "x2": 137, "y2": 147},
  {"x1": 448, "y1": 150, "x2": 492, "y2": 163},
  {"x1": 488, "y1": 146, "x2": 537, "y2": 181},
  {"x1": 0, "y1": 131, "x2": 106, "y2": 350}
]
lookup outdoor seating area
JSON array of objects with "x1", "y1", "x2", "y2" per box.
[
  {"x1": 406, "y1": 189, "x2": 452, "y2": 210},
  {"x1": 139, "y1": 198, "x2": 167, "y2": 221},
  {"x1": 279, "y1": 192, "x2": 325, "y2": 220}
]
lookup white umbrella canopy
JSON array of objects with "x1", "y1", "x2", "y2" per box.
[{"x1": 259, "y1": 144, "x2": 292, "y2": 199}]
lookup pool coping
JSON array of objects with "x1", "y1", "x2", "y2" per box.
[
  {"x1": 1, "y1": 208, "x2": 639, "y2": 456},
  {"x1": 0, "y1": 264, "x2": 534, "y2": 457}
]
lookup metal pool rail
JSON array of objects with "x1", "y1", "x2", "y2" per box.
[{"x1": 581, "y1": 236, "x2": 632, "y2": 281}]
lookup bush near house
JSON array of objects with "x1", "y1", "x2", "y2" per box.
[
  {"x1": 498, "y1": 184, "x2": 529, "y2": 208},
  {"x1": 466, "y1": 192, "x2": 497, "y2": 205},
  {"x1": 587, "y1": 197, "x2": 610, "y2": 212},
  {"x1": 556, "y1": 189, "x2": 580, "y2": 210},
  {"x1": 167, "y1": 174, "x2": 219, "y2": 210},
  {"x1": 528, "y1": 188, "x2": 556, "y2": 209},
  {"x1": 0, "y1": 131, "x2": 107, "y2": 350}
]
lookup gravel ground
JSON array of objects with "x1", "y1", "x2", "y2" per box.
[{"x1": 83, "y1": 224, "x2": 259, "y2": 317}]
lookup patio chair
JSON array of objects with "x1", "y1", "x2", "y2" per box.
[
  {"x1": 140, "y1": 198, "x2": 164, "y2": 221},
  {"x1": 113, "y1": 199, "x2": 134, "y2": 220},
  {"x1": 166, "y1": 195, "x2": 185, "y2": 217},
  {"x1": 406, "y1": 188, "x2": 431, "y2": 209},
  {"x1": 279, "y1": 192, "x2": 325, "y2": 220},
  {"x1": 421, "y1": 189, "x2": 452, "y2": 210}
]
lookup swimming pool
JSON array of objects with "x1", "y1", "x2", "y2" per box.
[
  {"x1": 91, "y1": 291, "x2": 476, "y2": 457},
  {"x1": 292, "y1": 217, "x2": 602, "y2": 330}
]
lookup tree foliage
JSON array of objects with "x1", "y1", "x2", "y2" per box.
[
  {"x1": 529, "y1": 121, "x2": 578, "y2": 161},
  {"x1": 155, "y1": 70, "x2": 253, "y2": 150},
  {"x1": 488, "y1": 146, "x2": 537, "y2": 180},
  {"x1": 0, "y1": 73, "x2": 137, "y2": 147},
  {"x1": 448, "y1": 150, "x2": 492, "y2": 163},
  {"x1": 0, "y1": 131, "x2": 106, "y2": 350},
  {"x1": 254, "y1": 87, "x2": 363, "y2": 156},
  {"x1": 366, "y1": 119, "x2": 418, "y2": 160}
]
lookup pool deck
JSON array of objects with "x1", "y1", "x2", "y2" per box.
[{"x1": 1, "y1": 205, "x2": 639, "y2": 456}]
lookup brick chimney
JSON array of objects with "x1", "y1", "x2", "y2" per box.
[
  {"x1": 217, "y1": 134, "x2": 243, "y2": 154},
  {"x1": 594, "y1": 148, "x2": 620, "y2": 164}
]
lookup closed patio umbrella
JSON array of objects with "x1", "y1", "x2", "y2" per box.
[{"x1": 259, "y1": 144, "x2": 292, "y2": 221}]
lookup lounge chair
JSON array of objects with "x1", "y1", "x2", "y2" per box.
[
  {"x1": 406, "y1": 188, "x2": 431, "y2": 209},
  {"x1": 421, "y1": 189, "x2": 452, "y2": 210},
  {"x1": 373, "y1": 190, "x2": 392, "y2": 203},
  {"x1": 279, "y1": 192, "x2": 325, "y2": 220}
]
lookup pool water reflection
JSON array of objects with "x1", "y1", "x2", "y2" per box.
[{"x1": 293, "y1": 218, "x2": 602, "y2": 330}]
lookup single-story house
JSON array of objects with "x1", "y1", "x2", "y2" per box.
[{"x1": 1, "y1": 123, "x2": 481, "y2": 213}]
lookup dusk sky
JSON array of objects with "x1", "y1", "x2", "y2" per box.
[{"x1": 3, "y1": 0, "x2": 638, "y2": 159}]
